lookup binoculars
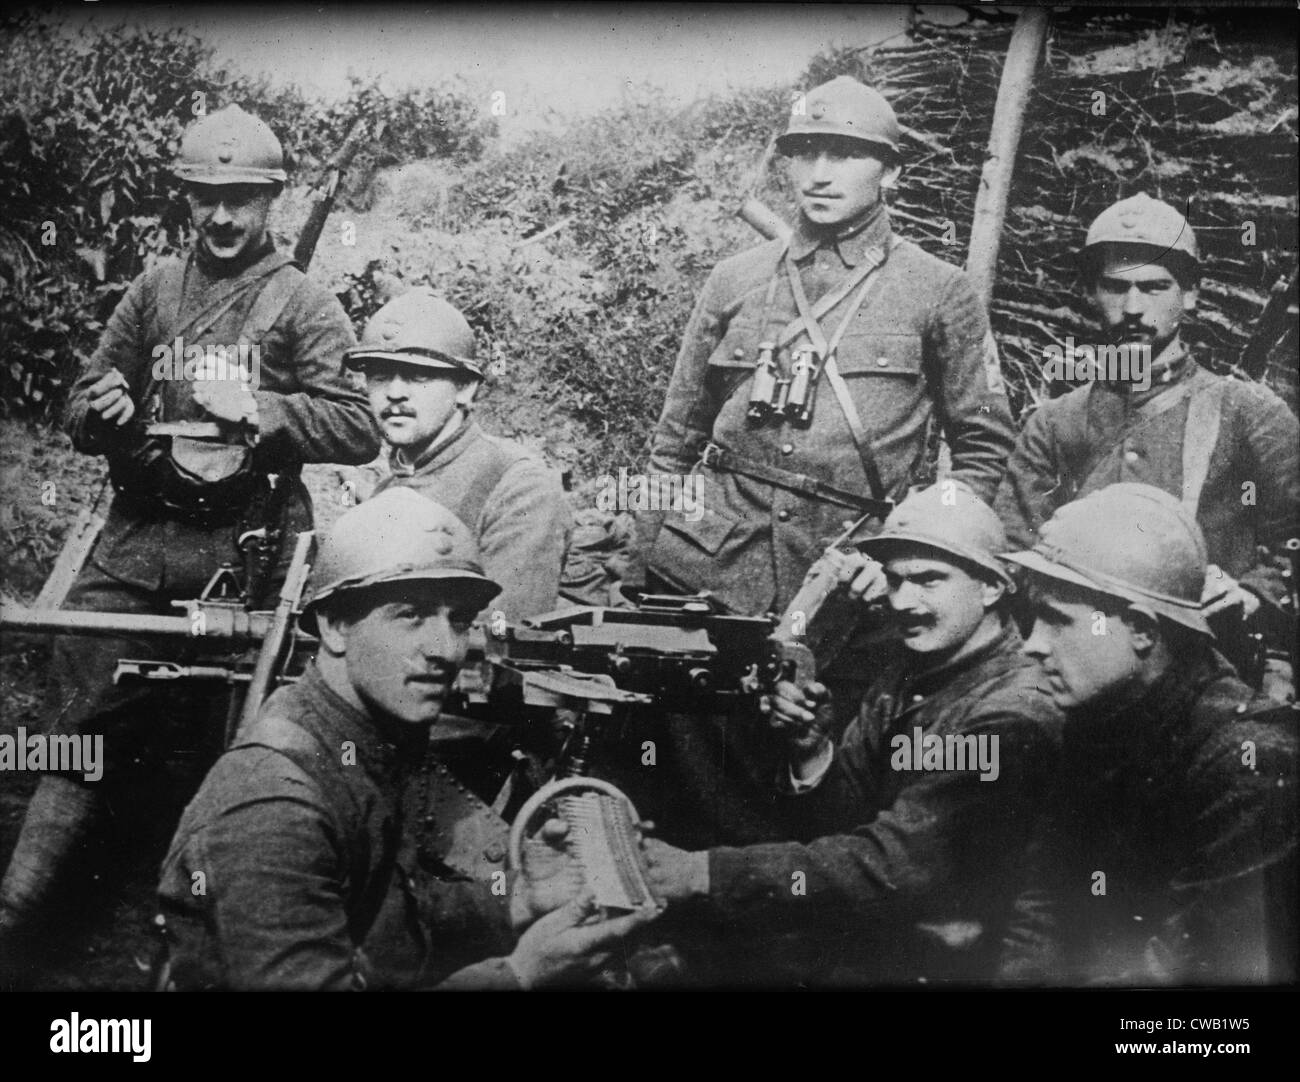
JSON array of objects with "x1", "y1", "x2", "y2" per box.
[{"x1": 746, "y1": 342, "x2": 822, "y2": 427}]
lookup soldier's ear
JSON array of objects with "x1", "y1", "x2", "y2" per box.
[
  {"x1": 1119, "y1": 604, "x2": 1161, "y2": 656},
  {"x1": 314, "y1": 610, "x2": 349, "y2": 656},
  {"x1": 979, "y1": 576, "x2": 1006, "y2": 612},
  {"x1": 881, "y1": 161, "x2": 902, "y2": 191},
  {"x1": 1181, "y1": 285, "x2": 1198, "y2": 314},
  {"x1": 454, "y1": 379, "x2": 480, "y2": 409}
]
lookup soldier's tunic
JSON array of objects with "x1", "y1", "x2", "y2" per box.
[
  {"x1": 157, "y1": 664, "x2": 521, "y2": 990},
  {"x1": 639, "y1": 204, "x2": 1017, "y2": 618},
  {"x1": 51, "y1": 239, "x2": 380, "y2": 765},
  {"x1": 676, "y1": 623, "x2": 1062, "y2": 984},
  {"x1": 995, "y1": 356, "x2": 1300, "y2": 607},
  {"x1": 374, "y1": 419, "x2": 570, "y2": 622},
  {"x1": 1000, "y1": 647, "x2": 1297, "y2": 985}
]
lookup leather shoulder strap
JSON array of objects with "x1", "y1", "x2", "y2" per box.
[
  {"x1": 1182, "y1": 378, "x2": 1227, "y2": 512},
  {"x1": 239, "y1": 259, "x2": 303, "y2": 346}
]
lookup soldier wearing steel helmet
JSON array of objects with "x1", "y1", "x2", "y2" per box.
[
  {"x1": 633, "y1": 75, "x2": 1017, "y2": 621},
  {"x1": 994, "y1": 193, "x2": 1299, "y2": 686},
  {"x1": 156, "y1": 489, "x2": 654, "y2": 989},
  {"x1": 634, "y1": 482, "x2": 1063, "y2": 985},
  {"x1": 1000, "y1": 483, "x2": 1297, "y2": 984},
  {"x1": 344, "y1": 288, "x2": 570, "y2": 622},
  {"x1": 0, "y1": 105, "x2": 380, "y2": 961}
]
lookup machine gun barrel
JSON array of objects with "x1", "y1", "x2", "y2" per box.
[{"x1": 0, "y1": 603, "x2": 275, "y2": 643}]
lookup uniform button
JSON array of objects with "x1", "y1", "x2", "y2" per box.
[
  {"x1": 912, "y1": 694, "x2": 923, "y2": 703},
  {"x1": 1124, "y1": 449, "x2": 1140, "y2": 463},
  {"x1": 780, "y1": 443, "x2": 794, "y2": 455},
  {"x1": 777, "y1": 510, "x2": 791, "y2": 522},
  {"x1": 733, "y1": 348, "x2": 745, "y2": 359},
  {"x1": 876, "y1": 357, "x2": 889, "y2": 367}
]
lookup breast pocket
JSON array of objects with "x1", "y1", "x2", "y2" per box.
[
  {"x1": 834, "y1": 331, "x2": 925, "y2": 430},
  {"x1": 706, "y1": 317, "x2": 761, "y2": 371}
]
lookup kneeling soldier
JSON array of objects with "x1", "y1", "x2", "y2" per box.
[
  {"x1": 1003, "y1": 483, "x2": 1297, "y2": 984},
  {"x1": 156, "y1": 489, "x2": 651, "y2": 989},
  {"x1": 638, "y1": 482, "x2": 1062, "y2": 985}
]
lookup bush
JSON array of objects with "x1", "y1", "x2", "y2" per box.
[{"x1": 0, "y1": 12, "x2": 493, "y2": 419}]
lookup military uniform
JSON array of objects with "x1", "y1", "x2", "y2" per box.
[
  {"x1": 678, "y1": 624, "x2": 1061, "y2": 984},
  {"x1": 1000, "y1": 645, "x2": 1297, "y2": 984},
  {"x1": 53, "y1": 237, "x2": 379, "y2": 762},
  {"x1": 375, "y1": 420, "x2": 570, "y2": 622},
  {"x1": 995, "y1": 354, "x2": 1300, "y2": 611},
  {"x1": 639, "y1": 201, "x2": 1016, "y2": 617},
  {"x1": 157, "y1": 663, "x2": 522, "y2": 990},
  {"x1": 0, "y1": 106, "x2": 380, "y2": 951}
]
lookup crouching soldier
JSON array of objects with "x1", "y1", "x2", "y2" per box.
[
  {"x1": 156, "y1": 489, "x2": 653, "y2": 989},
  {"x1": 1002, "y1": 483, "x2": 1297, "y2": 984},
  {"x1": 345, "y1": 289, "x2": 570, "y2": 622},
  {"x1": 636, "y1": 483, "x2": 1062, "y2": 985}
]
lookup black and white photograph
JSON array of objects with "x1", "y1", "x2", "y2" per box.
[{"x1": 0, "y1": 0, "x2": 1295, "y2": 1057}]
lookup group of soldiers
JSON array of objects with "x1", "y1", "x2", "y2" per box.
[{"x1": 0, "y1": 75, "x2": 1295, "y2": 989}]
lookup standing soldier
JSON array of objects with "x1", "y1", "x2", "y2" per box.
[
  {"x1": 0, "y1": 105, "x2": 381, "y2": 960},
  {"x1": 345, "y1": 289, "x2": 570, "y2": 623},
  {"x1": 994, "y1": 194, "x2": 1300, "y2": 681},
  {"x1": 1001, "y1": 484, "x2": 1296, "y2": 984},
  {"x1": 619, "y1": 76, "x2": 1017, "y2": 849},
  {"x1": 632, "y1": 75, "x2": 1017, "y2": 620}
]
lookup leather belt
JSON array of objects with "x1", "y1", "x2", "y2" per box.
[{"x1": 699, "y1": 441, "x2": 892, "y2": 517}]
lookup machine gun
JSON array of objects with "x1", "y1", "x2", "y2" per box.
[{"x1": 1, "y1": 532, "x2": 316, "y2": 745}]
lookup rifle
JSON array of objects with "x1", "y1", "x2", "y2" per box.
[{"x1": 293, "y1": 117, "x2": 369, "y2": 270}]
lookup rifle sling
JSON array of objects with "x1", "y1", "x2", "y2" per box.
[{"x1": 700, "y1": 442, "x2": 892, "y2": 517}]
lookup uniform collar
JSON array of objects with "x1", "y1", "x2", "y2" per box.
[
  {"x1": 295, "y1": 662, "x2": 426, "y2": 785},
  {"x1": 1062, "y1": 642, "x2": 1226, "y2": 757},
  {"x1": 391, "y1": 416, "x2": 480, "y2": 478},
  {"x1": 1095, "y1": 343, "x2": 1203, "y2": 406},
  {"x1": 787, "y1": 201, "x2": 892, "y2": 266},
  {"x1": 899, "y1": 619, "x2": 1023, "y2": 700}
]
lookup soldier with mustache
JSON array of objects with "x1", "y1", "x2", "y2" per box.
[
  {"x1": 346, "y1": 289, "x2": 570, "y2": 623},
  {"x1": 631, "y1": 76, "x2": 1016, "y2": 623},
  {"x1": 156, "y1": 489, "x2": 653, "y2": 989},
  {"x1": 0, "y1": 105, "x2": 380, "y2": 970},
  {"x1": 617, "y1": 76, "x2": 1017, "y2": 850},
  {"x1": 634, "y1": 483, "x2": 1063, "y2": 985},
  {"x1": 994, "y1": 194, "x2": 1299, "y2": 685}
]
